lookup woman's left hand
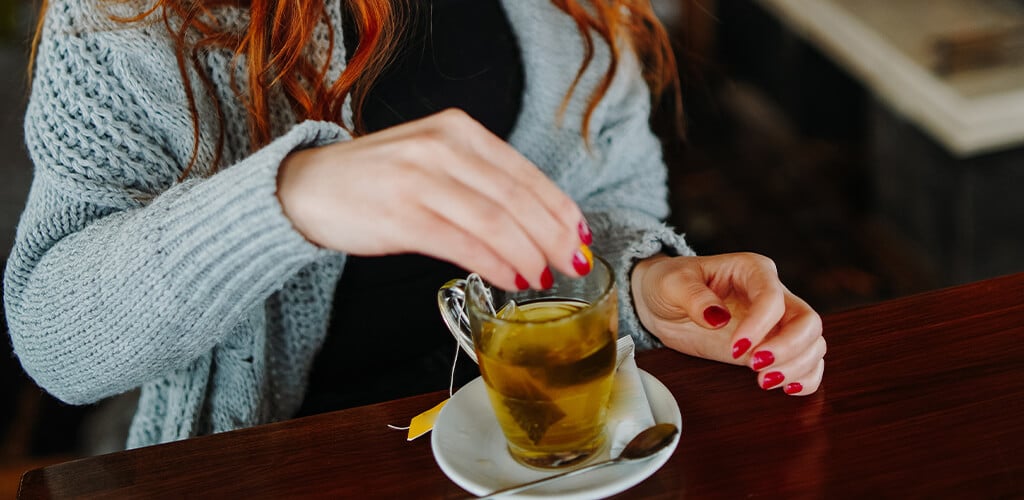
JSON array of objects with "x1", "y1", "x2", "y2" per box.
[{"x1": 630, "y1": 253, "x2": 825, "y2": 395}]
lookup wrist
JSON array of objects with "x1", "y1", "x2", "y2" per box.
[
  {"x1": 630, "y1": 253, "x2": 672, "y2": 329},
  {"x1": 631, "y1": 254, "x2": 671, "y2": 289},
  {"x1": 276, "y1": 146, "x2": 324, "y2": 246}
]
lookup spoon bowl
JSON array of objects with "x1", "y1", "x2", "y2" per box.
[{"x1": 477, "y1": 423, "x2": 679, "y2": 498}]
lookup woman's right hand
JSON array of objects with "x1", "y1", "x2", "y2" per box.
[{"x1": 276, "y1": 109, "x2": 592, "y2": 290}]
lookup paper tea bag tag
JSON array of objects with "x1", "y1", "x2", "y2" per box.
[{"x1": 406, "y1": 399, "x2": 449, "y2": 441}]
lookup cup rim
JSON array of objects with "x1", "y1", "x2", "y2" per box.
[{"x1": 467, "y1": 255, "x2": 616, "y2": 326}]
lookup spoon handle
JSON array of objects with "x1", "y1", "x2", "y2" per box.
[{"x1": 477, "y1": 458, "x2": 622, "y2": 498}]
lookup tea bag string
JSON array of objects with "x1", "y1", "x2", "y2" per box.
[
  {"x1": 385, "y1": 339, "x2": 462, "y2": 431},
  {"x1": 470, "y1": 273, "x2": 499, "y2": 316},
  {"x1": 386, "y1": 273, "x2": 495, "y2": 433}
]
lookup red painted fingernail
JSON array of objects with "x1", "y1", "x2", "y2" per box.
[
  {"x1": 784, "y1": 382, "x2": 803, "y2": 395},
  {"x1": 578, "y1": 219, "x2": 593, "y2": 245},
  {"x1": 514, "y1": 273, "x2": 529, "y2": 290},
  {"x1": 572, "y1": 245, "x2": 593, "y2": 275},
  {"x1": 540, "y1": 267, "x2": 554, "y2": 289},
  {"x1": 762, "y1": 371, "x2": 784, "y2": 389},
  {"x1": 732, "y1": 338, "x2": 751, "y2": 359},
  {"x1": 703, "y1": 305, "x2": 731, "y2": 328},
  {"x1": 751, "y1": 350, "x2": 775, "y2": 371}
]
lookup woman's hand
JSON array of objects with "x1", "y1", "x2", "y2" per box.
[
  {"x1": 277, "y1": 109, "x2": 592, "y2": 291},
  {"x1": 631, "y1": 253, "x2": 825, "y2": 395}
]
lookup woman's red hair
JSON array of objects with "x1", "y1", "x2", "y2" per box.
[{"x1": 32, "y1": 0, "x2": 678, "y2": 177}]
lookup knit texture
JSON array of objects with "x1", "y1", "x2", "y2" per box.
[{"x1": 5, "y1": 0, "x2": 693, "y2": 449}]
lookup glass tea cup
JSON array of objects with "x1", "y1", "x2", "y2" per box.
[{"x1": 437, "y1": 257, "x2": 618, "y2": 469}]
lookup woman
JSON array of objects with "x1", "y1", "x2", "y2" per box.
[{"x1": 5, "y1": 0, "x2": 825, "y2": 449}]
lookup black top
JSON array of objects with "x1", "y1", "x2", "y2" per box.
[{"x1": 297, "y1": 0, "x2": 524, "y2": 415}]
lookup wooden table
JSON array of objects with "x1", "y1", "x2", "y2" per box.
[{"x1": 19, "y1": 273, "x2": 1024, "y2": 498}]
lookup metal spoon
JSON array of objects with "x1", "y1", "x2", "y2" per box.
[{"x1": 477, "y1": 423, "x2": 679, "y2": 499}]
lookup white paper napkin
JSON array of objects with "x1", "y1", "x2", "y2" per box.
[{"x1": 607, "y1": 335, "x2": 656, "y2": 457}]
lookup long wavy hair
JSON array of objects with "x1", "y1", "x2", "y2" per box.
[{"x1": 32, "y1": 0, "x2": 679, "y2": 177}]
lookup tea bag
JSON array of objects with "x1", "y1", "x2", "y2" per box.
[
  {"x1": 501, "y1": 378, "x2": 566, "y2": 444},
  {"x1": 476, "y1": 290, "x2": 565, "y2": 442}
]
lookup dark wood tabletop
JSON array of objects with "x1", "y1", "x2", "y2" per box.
[{"x1": 19, "y1": 273, "x2": 1024, "y2": 499}]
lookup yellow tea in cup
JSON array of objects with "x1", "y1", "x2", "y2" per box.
[{"x1": 439, "y1": 257, "x2": 618, "y2": 469}]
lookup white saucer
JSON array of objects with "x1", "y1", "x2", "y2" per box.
[{"x1": 431, "y1": 369, "x2": 681, "y2": 499}]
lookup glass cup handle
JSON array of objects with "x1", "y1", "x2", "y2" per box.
[{"x1": 437, "y1": 278, "x2": 479, "y2": 364}]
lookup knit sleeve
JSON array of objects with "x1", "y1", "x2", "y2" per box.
[
  {"x1": 576, "y1": 52, "x2": 695, "y2": 351},
  {"x1": 3, "y1": 0, "x2": 347, "y2": 405}
]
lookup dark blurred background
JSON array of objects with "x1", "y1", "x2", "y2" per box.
[{"x1": 3, "y1": 0, "x2": 1023, "y2": 495}]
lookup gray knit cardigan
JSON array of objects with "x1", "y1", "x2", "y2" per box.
[{"x1": 5, "y1": 0, "x2": 694, "y2": 449}]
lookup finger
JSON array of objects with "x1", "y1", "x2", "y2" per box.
[
  {"x1": 756, "y1": 336, "x2": 826, "y2": 392},
  {"x1": 404, "y1": 209, "x2": 522, "y2": 291},
  {"x1": 409, "y1": 167, "x2": 552, "y2": 289},
  {"x1": 408, "y1": 109, "x2": 587, "y2": 278},
  {"x1": 448, "y1": 110, "x2": 585, "y2": 239},
  {"x1": 726, "y1": 257, "x2": 787, "y2": 358},
  {"x1": 646, "y1": 260, "x2": 732, "y2": 328},
  {"x1": 746, "y1": 290, "x2": 824, "y2": 371},
  {"x1": 440, "y1": 145, "x2": 587, "y2": 279},
  {"x1": 778, "y1": 358, "x2": 825, "y2": 396}
]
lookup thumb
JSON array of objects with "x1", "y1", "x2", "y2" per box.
[
  {"x1": 655, "y1": 270, "x2": 732, "y2": 329},
  {"x1": 679, "y1": 280, "x2": 732, "y2": 329},
  {"x1": 636, "y1": 256, "x2": 732, "y2": 329}
]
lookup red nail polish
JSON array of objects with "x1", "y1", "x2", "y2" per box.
[
  {"x1": 732, "y1": 338, "x2": 751, "y2": 359},
  {"x1": 784, "y1": 382, "x2": 803, "y2": 395},
  {"x1": 514, "y1": 273, "x2": 529, "y2": 290},
  {"x1": 762, "y1": 371, "x2": 784, "y2": 389},
  {"x1": 578, "y1": 220, "x2": 593, "y2": 245},
  {"x1": 572, "y1": 249, "x2": 592, "y2": 275},
  {"x1": 751, "y1": 350, "x2": 775, "y2": 371},
  {"x1": 540, "y1": 268, "x2": 554, "y2": 289},
  {"x1": 703, "y1": 305, "x2": 731, "y2": 328}
]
